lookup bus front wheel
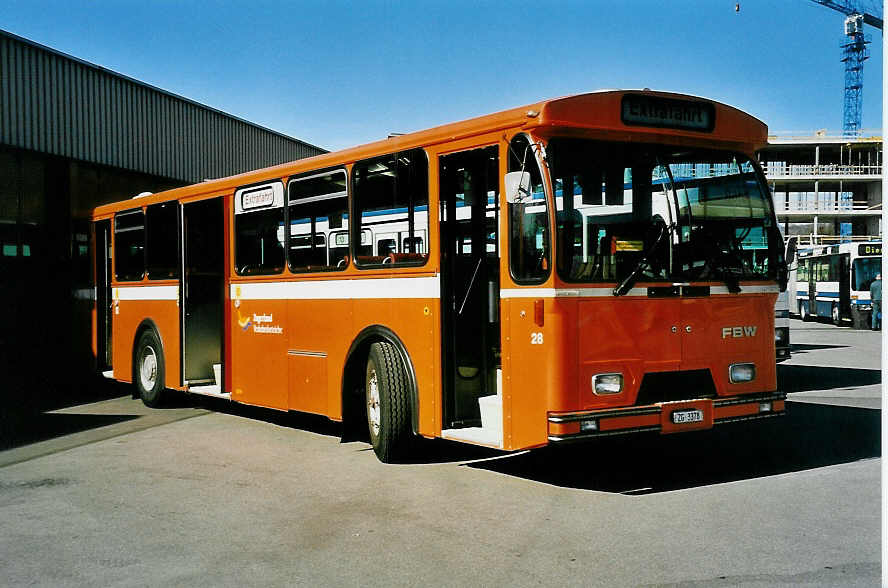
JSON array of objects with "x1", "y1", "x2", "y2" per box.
[
  {"x1": 800, "y1": 302, "x2": 811, "y2": 322},
  {"x1": 365, "y1": 341, "x2": 411, "y2": 463},
  {"x1": 135, "y1": 329, "x2": 166, "y2": 408}
]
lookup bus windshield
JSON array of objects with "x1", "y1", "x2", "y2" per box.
[
  {"x1": 853, "y1": 257, "x2": 880, "y2": 291},
  {"x1": 550, "y1": 139, "x2": 777, "y2": 289}
]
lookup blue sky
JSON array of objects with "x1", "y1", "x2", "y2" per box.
[{"x1": 3, "y1": 0, "x2": 884, "y2": 151}]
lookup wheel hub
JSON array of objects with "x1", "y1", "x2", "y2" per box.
[
  {"x1": 367, "y1": 367, "x2": 380, "y2": 437},
  {"x1": 140, "y1": 345, "x2": 157, "y2": 390}
]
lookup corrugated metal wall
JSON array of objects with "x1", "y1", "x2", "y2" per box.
[{"x1": 0, "y1": 30, "x2": 326, "y2": 183}]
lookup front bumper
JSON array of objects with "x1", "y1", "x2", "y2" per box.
[
  {"x1": 776, "y1": 345, "x2": 791, "y2": 362},
  {"x1": 547, "y1": 392, "x2": 785, "y2": 442}
]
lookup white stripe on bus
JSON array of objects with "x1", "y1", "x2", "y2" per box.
[
  {"x1": 501, "y1": 284, "x2": 778, "y2": 299},
  {"x1": 115, "y1": 285, "x2": 179, "y2": 301},
  {"x1": 231, "y1": 276, "x2": 441, "y2": 300}
]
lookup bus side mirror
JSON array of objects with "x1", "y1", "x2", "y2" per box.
[
  {"x1": 785, "y1": 236, "x2": 797, "y2": 266},
  {"x1": 504, "y1": 171, "x2": 531, "y2": 204}
]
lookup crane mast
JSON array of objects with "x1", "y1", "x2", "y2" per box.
[{"x1": 809, "y1": 1, "x2": 883, "y2": 137}]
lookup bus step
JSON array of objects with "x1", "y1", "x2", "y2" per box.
[
  {"x1": 441, "y1": 393, "x2": 503, "y2": 449},
  {"x1": 441, "y1": 426, "x2": 502, "y2": 449},
  {"x1": 187, "y1": 384, "x2": 230, "y2": 399}
]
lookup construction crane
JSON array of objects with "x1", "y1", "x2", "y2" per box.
[{"x1": 809, "y1": 1, "x2": 883, "y2": 137}]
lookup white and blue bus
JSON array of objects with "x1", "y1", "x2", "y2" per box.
[{"x1": 796, "y1": 241, "x2": 881, "y2": 327}]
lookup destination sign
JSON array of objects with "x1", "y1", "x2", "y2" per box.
[
  {"x1": 621, "y1": 95, "x2": 715, "y2": 132},
  {"x1": 858, "y1": 243, "x2": 881, "y2": 256},
  {"x1": 241, "y1": 186, "x2": 276, "y2": 210},
  {"x1": 235, "y1": 182, "x2": 284, "y2": 214}
]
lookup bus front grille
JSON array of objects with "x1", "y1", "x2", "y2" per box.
[{"x1": 634, "y1": 369, "x2": 717, "y2": 406}]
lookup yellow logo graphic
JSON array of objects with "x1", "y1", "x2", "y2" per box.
[{"x1": 237, "y1": 309, "x2": 252, "y2": 331}]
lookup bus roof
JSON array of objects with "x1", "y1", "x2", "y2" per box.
[
  {"x1": 798, "y1": 240, "x2": 882, "y2": 257},
  {"x1": 93, "y1": 90, "x2": 768, "y2": 217}
]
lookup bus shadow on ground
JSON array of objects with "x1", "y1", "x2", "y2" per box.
[
  {"x1": 0, "y1": 379, "x2": 139, "y2": 450},
  {"x1": 465, "y1": 402, "x2": 880, "y2": 493},
  {"x1": 778, "y1": 364, "x2": 881, "y2": 393},
  {"x1": 0, "y1": 413, "x2": 140, "y2": 450},
  {"x1": 789, "y1": 343, "x2": 849, "y2": 353}
]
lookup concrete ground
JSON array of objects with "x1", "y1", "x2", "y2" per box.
[{"x1": 0, "y1": 319, "x2": 880, "y2": 586}]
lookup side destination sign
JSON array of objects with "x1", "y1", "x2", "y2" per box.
[
  {"x1": 621, "y1": 95, "x2": 715, "y2": 132},
  {"x1": 242, "y1": 186, "x2": 276, "y2": 210},
  {"x1": 235, "y1": 182, "x2": 284, "y2": 214}
]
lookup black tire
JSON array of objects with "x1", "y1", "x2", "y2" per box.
[
  {"x1": 134, "y1": 329, "x2": 166, "y2": 408},
  {"x1": 800, "y1": 302, "x2": 811, "y2": 322},
  {"x1": 831, "y1": 303, "x2": 842, "y2": 326},
  {"x1": 365, "y1": 341, "x2": 412, "y2": 463}
]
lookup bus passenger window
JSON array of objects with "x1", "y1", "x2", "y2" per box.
[
  {"x1": 114, "y1": 209, "x2": 145, "y2": 281},
  {"x1": 234, "y1": 182, "x2": 285, "y2": 276},
  {"x1": 508, "y1": 134, "x2": 550, "y2": 283},
  {"x1": 288, "y1": 169, "x2": 348, "y2": 273},
  {"x1": 403, "y1": 236, "x2": 423, "y2": 253},
  {"x1": 377, "y1": 238, "x2": 396, "y2": 255},
  {"x1": 145, "y1": 202, "x2": 179, "y2": 280},
  {"x1": 353, "y1": 149, "x2": 429, "y2": 267}
]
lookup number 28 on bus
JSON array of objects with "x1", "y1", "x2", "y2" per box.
[{"x1": 90, "y1": 91, "x2": 787, "y2": 462}]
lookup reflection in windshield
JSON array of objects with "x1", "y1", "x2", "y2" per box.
[
  {"x1": 550, "y1": 139, "x2": 777, "y2": 286},
  {"x1": 854, "y1": 257, "x2": 881, "y2": 291}
]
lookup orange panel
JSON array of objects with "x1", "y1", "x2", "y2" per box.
[
  {"x1": 286, "y1": 297, "x2": 352, "y2": 416},
  {"x1": 351, "y1": 295, "x2": 440, "y2": 436},
  {"x1": 288, "y1": 353, "x2": 328, "y2": 415},
  {"x1": 111, "y1": 294, "x2": 180, "y2": 389},
  {"x1": 230, "y1": 298, "x2": 288, "y2": 410},
  {"x1": 680, "y1": 293, "x2": 777, "y2": 395}
]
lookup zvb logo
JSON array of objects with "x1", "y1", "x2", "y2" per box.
[{"x1": 722, "y1": 326, "x2": 757, "y2": 339}]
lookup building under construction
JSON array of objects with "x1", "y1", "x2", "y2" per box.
[{"x1": 758, "y1": 130, "x2": 882, "y2": 245}]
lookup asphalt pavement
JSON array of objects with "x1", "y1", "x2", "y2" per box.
[{"x1": 0, "y1": 319, "x2": 880, "y2": 586}]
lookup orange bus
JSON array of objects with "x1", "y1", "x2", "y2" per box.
[{"x1": 89, "y1": 90, "x2": 788, "y2": 462}]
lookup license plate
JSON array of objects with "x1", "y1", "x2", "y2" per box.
[{"x1": 672, "y1": 409, "x2": 704, "y2": 424}]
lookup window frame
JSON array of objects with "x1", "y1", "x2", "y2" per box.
[
  {"x1": 233, "y1": 180, "x2": 286, "y2": 277},
  {"x1": 352, "y1": 148, "x2": 431, "y2": 270},
  {"x1": 113, "y1": 208, "x2": 146, "y2": 282},
  {"x1": 507, "y1": 133, "x2": 552, "y2": 285},
  {"x1": 286, "y1": 167, "x2": 350, "y2": 274},
  {"x1": 145, "y1": 201, "x2": 180, "y2": 281}
]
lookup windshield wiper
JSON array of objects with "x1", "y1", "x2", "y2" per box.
[
  {"x1": 613, "y1": 220, "x2": 671, "y2": 296},
  {"x1": 702, "y1": 247, "x2": 744, "y2": 293}
]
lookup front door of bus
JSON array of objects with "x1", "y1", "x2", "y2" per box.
[{"x1": 439, "y1": 146, "x2": 500, "y2": 428}]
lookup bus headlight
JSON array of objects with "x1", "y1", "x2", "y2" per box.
[
  {"x1": 775, "y1": 327, "x2": 788, "y2": 346},
  {"x1": 729, "y1": 363, "x2": 756, "y2": 384},
  {"x1": 592, "y1": 373, "x2": 623, "y2": 395}
]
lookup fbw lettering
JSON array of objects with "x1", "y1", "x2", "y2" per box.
[{"x1": 722, "y1": 326, "x2": 758, "y2": 339}]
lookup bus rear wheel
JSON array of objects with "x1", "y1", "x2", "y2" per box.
[
  {"x1": 135, "y1": 329, "x2": 166, "y2": 408},
  {"x1": 365, "y1": 341, "x2": 412, "y2": 463}
]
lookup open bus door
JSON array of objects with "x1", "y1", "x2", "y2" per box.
[
  {"x1": 95, "y1": 219, "x2": 112, "y2": 372},
  {"x1": 806, "y1": 262, "x2": 817, "y2": 319},
  {"x1": 439, "y1": 146, "x2": 501, "y2": 444},
  {"x1": 181, "y1": 198, "x2": 225, "y2": 393}
]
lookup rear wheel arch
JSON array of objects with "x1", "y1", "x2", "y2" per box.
[{"x1": 131, "y1": 319, "x2": 166, "y2": 404}]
